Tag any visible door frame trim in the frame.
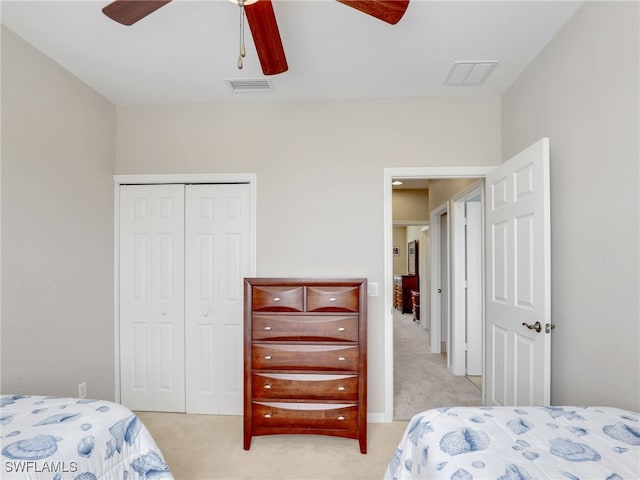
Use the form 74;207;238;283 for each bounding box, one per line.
112;173;257;403
383;166;493;422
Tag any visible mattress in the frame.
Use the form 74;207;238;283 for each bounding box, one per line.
384;405;640;480
1;395;174;480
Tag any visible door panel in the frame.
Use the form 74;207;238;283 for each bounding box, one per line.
185;184;251;414
515;334;534;405
120;184;185;412
133;322;148;389
491;324;508;406
485;138;551;406
515;214;535;308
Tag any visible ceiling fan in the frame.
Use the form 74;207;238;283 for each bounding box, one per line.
102;0;409;76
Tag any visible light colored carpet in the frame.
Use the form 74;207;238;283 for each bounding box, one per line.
393;311;482;420
136;412;408;480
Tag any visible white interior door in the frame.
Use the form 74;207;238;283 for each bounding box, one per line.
119;184;185;412
451;185;483;376
429;203;448;354
485;138;551;406
185;184;251;414
465;199;483;376
440;212;449;358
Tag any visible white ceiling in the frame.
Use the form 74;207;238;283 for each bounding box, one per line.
1;0;583;105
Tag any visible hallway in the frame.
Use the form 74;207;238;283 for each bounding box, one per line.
393;310;482;420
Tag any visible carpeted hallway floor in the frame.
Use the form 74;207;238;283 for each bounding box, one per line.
393;310;482;420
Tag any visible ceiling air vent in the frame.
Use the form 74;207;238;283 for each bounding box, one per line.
225;78;273;93
445;61;498;86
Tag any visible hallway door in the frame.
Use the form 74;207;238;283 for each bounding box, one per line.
440;212;449;357
465;198;482;375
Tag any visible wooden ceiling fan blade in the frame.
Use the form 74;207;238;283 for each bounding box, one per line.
102;0;172;26
337;0;409;25
245;0;288;76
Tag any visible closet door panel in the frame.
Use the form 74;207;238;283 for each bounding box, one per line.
120;185;185;412
218;187;252;414
185;184;251;414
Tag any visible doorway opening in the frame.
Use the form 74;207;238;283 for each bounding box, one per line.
384;167;493;422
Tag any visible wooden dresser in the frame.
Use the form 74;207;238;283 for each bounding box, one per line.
243;278;367;453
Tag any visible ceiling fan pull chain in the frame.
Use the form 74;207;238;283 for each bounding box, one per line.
237;1;246;69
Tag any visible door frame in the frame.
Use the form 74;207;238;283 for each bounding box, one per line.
112;173;257;403
383;166;493;422
418;225;430;331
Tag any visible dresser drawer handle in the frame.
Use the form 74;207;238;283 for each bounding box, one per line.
264;414;272;419
337;416;345;421
338;386;345;391
273;297;281;302
329;297;336;302
338;357;346;361
264;355;272;360
264;384;272;389
264;326;272;331
338;327;345;332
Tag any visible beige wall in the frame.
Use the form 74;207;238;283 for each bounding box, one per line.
428;178;479;211
392;189;429;223
1;27;116;400
115;99;501;415
501;1;639;411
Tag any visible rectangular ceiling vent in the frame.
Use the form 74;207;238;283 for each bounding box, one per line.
445;61;498;86
225;78;273;93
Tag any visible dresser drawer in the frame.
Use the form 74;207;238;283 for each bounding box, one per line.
252;315;358;342
252;286;304;312
252;344;359;371
252;373;358;401
307;286;360;312
252;402;358;431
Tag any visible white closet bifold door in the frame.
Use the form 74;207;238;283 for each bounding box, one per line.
185;184;251;415
119;184;186;412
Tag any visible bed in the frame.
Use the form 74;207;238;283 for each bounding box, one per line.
1;395;174;480
384;406;640;480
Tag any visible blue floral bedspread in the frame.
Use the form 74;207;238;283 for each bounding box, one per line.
384;406;640;480
1;395;174;480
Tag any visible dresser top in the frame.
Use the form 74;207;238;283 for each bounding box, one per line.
245;278;367;286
